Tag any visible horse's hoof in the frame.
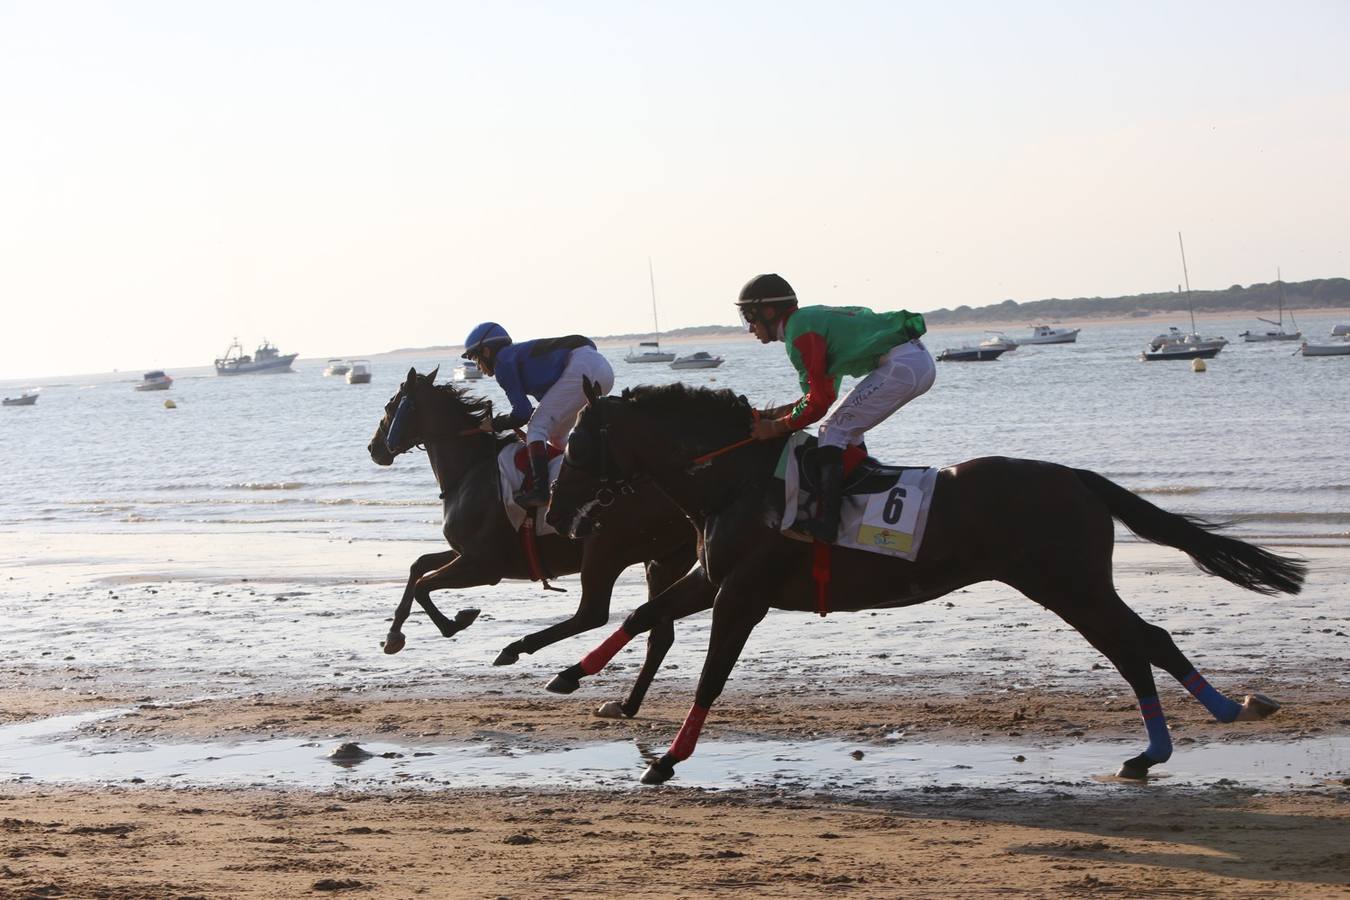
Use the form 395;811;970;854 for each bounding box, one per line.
1115;752;1155;780
494;645;521;666
381;632;406;655
641;757;677;785
454;608;481;628
546;673;580;695
1236;693;1281;722
594;701;628;719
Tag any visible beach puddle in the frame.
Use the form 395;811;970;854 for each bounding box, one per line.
1;711;1346;794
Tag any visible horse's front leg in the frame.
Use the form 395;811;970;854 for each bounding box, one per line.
642;583;769;785
493;553;624;666
546;566;715;715
383;549;461;653
386;554;498;651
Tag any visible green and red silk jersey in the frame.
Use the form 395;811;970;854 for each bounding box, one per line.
781;305;927;429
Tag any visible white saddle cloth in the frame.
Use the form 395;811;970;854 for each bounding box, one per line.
777;431;939;561
495;444;562;536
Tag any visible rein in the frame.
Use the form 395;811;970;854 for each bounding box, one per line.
686;410;760;469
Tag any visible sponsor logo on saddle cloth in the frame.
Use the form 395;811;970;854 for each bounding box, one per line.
494;443;563;536
775;432;940;561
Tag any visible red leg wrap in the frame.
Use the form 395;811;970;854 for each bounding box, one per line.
668;703;710;762
812;540;831;617
578;627;632;676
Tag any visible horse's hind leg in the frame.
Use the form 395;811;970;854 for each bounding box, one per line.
383;549;477;654
1136;619;1281;723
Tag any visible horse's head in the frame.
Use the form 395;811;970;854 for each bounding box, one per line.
548;377;753;538
368;366;492;464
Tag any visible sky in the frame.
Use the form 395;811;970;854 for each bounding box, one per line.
2;1;1348;378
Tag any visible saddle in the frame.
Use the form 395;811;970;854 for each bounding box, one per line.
795;439;924;497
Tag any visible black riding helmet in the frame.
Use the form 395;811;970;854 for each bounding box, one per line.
736;273;797;325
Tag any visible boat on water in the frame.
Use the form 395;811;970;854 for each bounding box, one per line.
1148;327;1228;353
626;259;676;363
1144;234;1227;357
135;370;173;391
1019;324;1080;344
1140;344;1222;361
214;338;297;376
1239;271;1301;342
670;351;724;370
1299;337;1350;357
323;359;351;377
345;361;372;384
2;392;38;406
980;333;1018;352
452;360;484;381
937;345;1008;362
1331;324;1349;337
626;341;676;363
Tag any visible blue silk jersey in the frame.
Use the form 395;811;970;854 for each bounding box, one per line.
493;335;596;426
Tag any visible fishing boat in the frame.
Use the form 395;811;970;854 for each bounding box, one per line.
452;360;484;381
1239;271;1301;342
937;345;1008;362
135;370;173;391
214;338;297;375
345;361;372;384
670;351;724;370
1019;324;1080;344
1143;234;1227;358
2;392;38;406
323;359;351;377
626;259;676;363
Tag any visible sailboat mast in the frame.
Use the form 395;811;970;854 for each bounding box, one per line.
1177;232;1196;333
647;257;661;340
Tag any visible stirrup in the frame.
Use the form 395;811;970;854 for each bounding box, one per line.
514;486;550;509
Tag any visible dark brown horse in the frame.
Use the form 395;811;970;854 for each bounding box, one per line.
546;380;1306;784
367;368;709;716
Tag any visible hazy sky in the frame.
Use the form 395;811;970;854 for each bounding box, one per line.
2;1;1347;378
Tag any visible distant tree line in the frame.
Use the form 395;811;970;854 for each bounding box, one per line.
921;277;1350;325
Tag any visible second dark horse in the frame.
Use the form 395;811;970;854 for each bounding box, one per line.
367;367;707;716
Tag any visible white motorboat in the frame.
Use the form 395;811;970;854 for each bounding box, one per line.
1019;325;1080;344
135;370;173;391
1299;337;1350;357
453;361;484;381
2;392;38;407
345;361;372;384
323;359;351;377
670;351;724;370
980;333;1018;352
625;341;676;363
214;338;297;375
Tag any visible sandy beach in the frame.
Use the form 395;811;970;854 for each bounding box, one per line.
2;528;1348;898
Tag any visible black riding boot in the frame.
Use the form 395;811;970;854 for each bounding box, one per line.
514;441;552;509
805;445;843;543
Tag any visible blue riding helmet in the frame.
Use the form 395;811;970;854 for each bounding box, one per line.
462;322;512;359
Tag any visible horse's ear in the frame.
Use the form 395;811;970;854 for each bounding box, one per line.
427;366;439;384
582;376;602;406
405;366;418;385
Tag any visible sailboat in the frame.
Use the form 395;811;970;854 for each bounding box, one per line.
1142;233;1228;360
625;259;676;363
1239;270;1302;342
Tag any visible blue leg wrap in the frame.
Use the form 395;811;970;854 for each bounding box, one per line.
1139;696;1173;763
1183;670;1242;723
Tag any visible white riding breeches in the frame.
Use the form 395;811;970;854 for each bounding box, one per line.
527;346;615;447
817;339;936;449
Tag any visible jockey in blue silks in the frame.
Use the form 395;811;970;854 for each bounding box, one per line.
461;322;615;509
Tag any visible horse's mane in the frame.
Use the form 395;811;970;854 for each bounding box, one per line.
619;383;753;432
426;380;493;418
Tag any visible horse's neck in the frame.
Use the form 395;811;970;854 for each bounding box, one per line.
426;438;499;498
649;427;773;523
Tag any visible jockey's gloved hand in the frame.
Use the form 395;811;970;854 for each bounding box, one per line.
491;413;519;433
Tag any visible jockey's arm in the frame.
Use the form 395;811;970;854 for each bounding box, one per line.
784;331;837;430
492;361;535;431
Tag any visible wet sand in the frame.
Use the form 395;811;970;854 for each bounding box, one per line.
1;531;1348;896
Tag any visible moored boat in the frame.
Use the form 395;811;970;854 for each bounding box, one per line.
1148;327;1228;353
452;360;484;381
1299;337;1350;357
937;345;1008;362
323;359;351;377
670;351;724;370
980;333;1018;352
346;361;372;383
2;392;38;406
214;338;297;375
1140;344;1222;361
1020;325;1080;344
625;341;676;363
135;370;173;391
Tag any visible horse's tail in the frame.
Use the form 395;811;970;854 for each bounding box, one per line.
1074;468;1305;596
